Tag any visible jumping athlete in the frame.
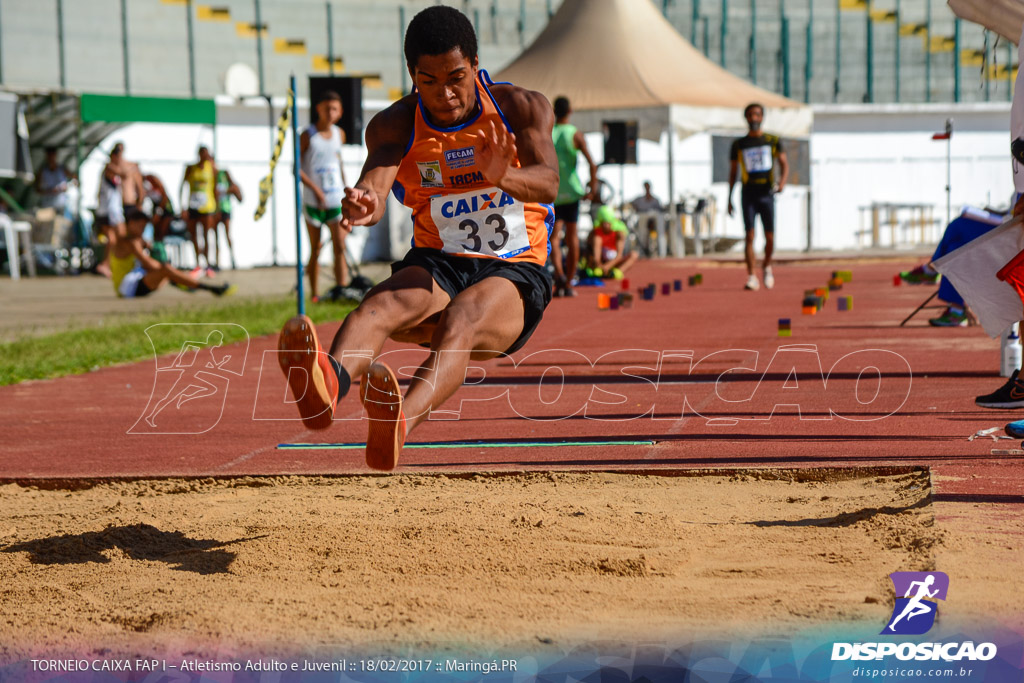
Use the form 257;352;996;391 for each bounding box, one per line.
181;146;218;274
300;91;349;301
727;103;788;291
277;5;557;471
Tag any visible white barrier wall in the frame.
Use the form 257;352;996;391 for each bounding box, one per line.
78;100;1014;267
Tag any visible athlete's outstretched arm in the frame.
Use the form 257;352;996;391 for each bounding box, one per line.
341;100;414;228
483;87;559;204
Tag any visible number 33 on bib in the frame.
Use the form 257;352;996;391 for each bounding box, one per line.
432;187;530;259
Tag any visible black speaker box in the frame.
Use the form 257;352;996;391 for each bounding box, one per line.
603;120;637;165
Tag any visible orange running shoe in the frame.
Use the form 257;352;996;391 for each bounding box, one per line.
277;315;338;430
360;362;407;471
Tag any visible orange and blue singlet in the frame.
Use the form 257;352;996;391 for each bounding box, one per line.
391;70;554;265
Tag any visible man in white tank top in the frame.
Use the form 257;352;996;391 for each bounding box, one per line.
300;91;349;301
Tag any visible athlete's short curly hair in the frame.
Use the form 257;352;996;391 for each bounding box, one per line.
404;6;478;69
553;96;571;118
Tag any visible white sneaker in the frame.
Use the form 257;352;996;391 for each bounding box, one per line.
763;267;775;289
744;274;760;291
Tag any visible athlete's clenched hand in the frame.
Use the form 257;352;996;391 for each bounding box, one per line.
342;186;379;227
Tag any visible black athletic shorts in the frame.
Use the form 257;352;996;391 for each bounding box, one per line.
554;201;580;224
741;189;775;234
391;247;553;355
188;208;215;220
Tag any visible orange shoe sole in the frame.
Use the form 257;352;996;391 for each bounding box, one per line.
277;315;338;431
361;362;406;471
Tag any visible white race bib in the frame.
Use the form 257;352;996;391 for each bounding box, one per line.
742;145;774;174
431;188;530;258
189;191;208;210
316;166;343;193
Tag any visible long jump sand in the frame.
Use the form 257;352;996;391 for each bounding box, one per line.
0;468;947;659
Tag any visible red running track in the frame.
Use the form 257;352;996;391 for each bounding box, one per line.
2;258;1022;504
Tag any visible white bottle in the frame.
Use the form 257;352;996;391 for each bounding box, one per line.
1001;323;1022;377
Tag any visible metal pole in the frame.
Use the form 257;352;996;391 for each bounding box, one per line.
781;14;790;97
255;0;265;96
399;6;407;94
691;0;699;44
945;119;952;228
833;0;841;102
953;18;961;102
491;1;498;45
326;2;334;76
290;76;305;315
75;95;82;234
719;0;727;68
267;95;278;266
186;0;196;97
748;0;756;84
865;0;873;103
894;0;900;102
804;0;813;103
0;0;4;83
1009;41;1014;102
925;2;932;102
519;0;526;48
57;0;65;89
805;187;812;252
703;16;710;57
120;0;130;94
984;29;991;102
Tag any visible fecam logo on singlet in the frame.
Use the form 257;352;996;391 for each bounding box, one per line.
417;161;444;188
444;146;475;169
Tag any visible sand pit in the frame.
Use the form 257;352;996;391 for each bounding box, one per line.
0;469;937;659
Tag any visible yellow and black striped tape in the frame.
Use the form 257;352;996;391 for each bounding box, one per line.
253;89;293;222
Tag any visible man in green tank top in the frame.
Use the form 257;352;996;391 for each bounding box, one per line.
551;96;598;297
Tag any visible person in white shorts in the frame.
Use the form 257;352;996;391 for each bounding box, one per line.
300;91;349;301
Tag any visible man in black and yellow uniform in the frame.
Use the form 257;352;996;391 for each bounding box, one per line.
727;103;788;291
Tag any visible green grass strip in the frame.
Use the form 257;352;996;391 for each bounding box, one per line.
278;440;655;450
0;296;354;386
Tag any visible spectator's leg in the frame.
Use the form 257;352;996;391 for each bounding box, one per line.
306;219;322;299
329;219;350;288
550;218;565;283
761;196;775;270
564;220;579;283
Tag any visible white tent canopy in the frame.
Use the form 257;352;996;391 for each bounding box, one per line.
494;0;813;141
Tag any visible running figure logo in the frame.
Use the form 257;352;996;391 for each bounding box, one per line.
130;324;249;435
883;571;949;635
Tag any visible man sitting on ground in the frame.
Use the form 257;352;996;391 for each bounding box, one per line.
109;208;236;299
582;204;638;279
